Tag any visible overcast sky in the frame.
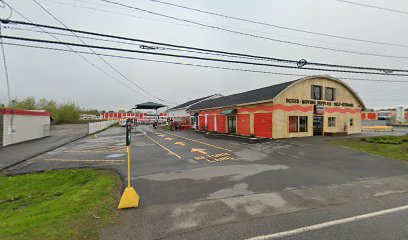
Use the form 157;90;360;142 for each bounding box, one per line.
1;0;407;112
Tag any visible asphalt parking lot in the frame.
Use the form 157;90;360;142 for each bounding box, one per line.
6;125;408;240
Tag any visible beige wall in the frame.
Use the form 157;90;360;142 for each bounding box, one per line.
2;114;50;146
272;77;363;139
273;110;313;139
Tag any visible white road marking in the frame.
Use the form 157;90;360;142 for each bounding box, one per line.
246;204;408;240
105;153;125;158
45;159;125;163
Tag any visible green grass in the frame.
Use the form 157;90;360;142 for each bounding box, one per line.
330;135;408;161
0;169;121;240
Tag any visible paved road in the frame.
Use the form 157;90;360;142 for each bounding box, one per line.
0;124;88;171
362;120;387;126
7;125;408;239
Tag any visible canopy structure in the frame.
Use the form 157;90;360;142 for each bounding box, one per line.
135;102;166;110
221;109;237;115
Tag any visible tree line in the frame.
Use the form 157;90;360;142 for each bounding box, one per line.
1;97;100;123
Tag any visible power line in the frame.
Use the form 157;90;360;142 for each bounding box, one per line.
0;22;11;106
149;0;408;49
40;0;389;53
4;41;408;83
32;0;172;103
334;0;408;16
0;35;408;77
3;34;408;77
0;0;12;106
2;19;408;73
100;0;408;60
3;26;296;63
5;3;153;101
39;0;212;32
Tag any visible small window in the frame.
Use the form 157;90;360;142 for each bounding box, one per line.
312;85;323;100
328;117;336;127
299;116;308;132
325;87;335;101
289;116;298;133
350;118;354;127
289;116;308;133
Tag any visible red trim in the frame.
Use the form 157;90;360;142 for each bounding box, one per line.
196;104;360;114
273;104;313;112
0;108;51;116
325;107;361;114
239;105;274;113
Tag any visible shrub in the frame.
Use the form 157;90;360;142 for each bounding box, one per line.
250;134;256;138
362;135;408;145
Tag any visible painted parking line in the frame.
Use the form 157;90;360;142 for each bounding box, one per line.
64;149;126;153
156;129;232;152
64;145;127;153
144;134;182;159
245;204;408;240
45;159;125;163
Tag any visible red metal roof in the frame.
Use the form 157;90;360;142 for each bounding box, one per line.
0;108;51;116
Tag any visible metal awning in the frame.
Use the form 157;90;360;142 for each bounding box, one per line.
135;102;166;110
221;109;237;115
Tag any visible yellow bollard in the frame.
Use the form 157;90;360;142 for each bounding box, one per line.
118;145;140;209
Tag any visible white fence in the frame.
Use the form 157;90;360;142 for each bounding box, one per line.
88;120;118;134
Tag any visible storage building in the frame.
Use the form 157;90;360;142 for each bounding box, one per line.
0;108;51;147
190;75;365;139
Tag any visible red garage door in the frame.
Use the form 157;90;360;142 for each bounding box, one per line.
199;116;206;130
207;115;215;131
237;114;250;136
237;114;251;136
216;115;226;133
367;113;376;120
254;113;272;138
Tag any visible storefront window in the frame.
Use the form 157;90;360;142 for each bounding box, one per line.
299;116;308;132
328;117;336;127
312;85;322;100
326;87;335;101
289;116;298;133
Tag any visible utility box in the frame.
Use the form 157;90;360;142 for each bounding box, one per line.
0;109;51;147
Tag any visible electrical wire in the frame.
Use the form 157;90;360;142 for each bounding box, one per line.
31;0;173;104
6;4;152;101
2;19;408;73
333;0;408;16
0;1;11;106
39;0;212;33
39;0;393;54
3;34;408;77
100;0;408;60
149;0;408;49
3;26;296;62
0;24;11;106
3;41;408;83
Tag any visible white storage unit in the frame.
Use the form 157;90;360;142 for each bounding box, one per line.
396;106;405;123
88;120;118;134
0;109;51;147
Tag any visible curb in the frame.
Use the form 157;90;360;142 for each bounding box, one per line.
0;123;120;172
0;133;89;172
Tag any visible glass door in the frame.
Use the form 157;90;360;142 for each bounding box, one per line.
228;116;236;134
313;116;323;135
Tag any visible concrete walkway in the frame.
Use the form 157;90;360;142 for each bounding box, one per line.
0;124;88;171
